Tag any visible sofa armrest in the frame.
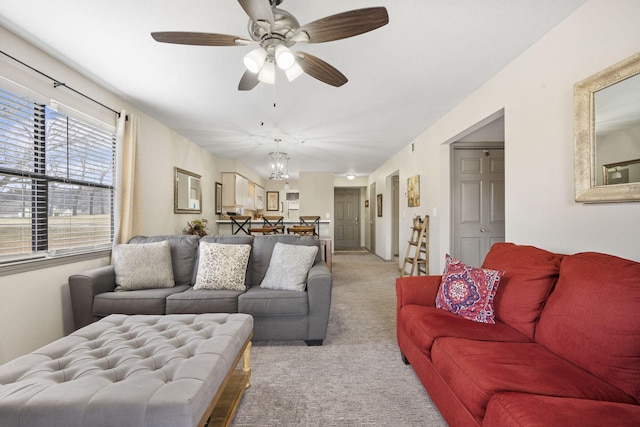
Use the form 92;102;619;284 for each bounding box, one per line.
69;265;116;330
396;275;442;309
306;261;333;340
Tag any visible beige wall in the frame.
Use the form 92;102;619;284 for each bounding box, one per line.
299;172;334;218
3;0;640;364
370;0;640;269
133;113;222;236
0;26;224;363
0;258;109;364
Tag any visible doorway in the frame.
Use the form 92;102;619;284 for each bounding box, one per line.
369;182;376;253
392;175;399;257
334;188;361;250
451;144;505;267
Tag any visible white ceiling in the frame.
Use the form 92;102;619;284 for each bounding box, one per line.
0;0;587;180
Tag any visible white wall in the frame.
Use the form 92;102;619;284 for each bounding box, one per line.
371;0;640;270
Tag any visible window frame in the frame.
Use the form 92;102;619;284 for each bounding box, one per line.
0;83;117;269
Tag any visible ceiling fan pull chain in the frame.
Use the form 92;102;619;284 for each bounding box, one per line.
260;83;265;126
272;80;277;109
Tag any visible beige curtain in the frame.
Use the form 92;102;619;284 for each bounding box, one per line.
114;111;138;245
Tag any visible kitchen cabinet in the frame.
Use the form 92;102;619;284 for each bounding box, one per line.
255;185;265;210
246;181;255;210
222;172;264;211
222;172;248;207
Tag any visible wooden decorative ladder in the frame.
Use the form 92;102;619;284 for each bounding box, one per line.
401;215;429;276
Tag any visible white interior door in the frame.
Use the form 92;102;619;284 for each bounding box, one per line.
452;147;505;267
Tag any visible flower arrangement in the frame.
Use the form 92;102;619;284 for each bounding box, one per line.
184;218;209;237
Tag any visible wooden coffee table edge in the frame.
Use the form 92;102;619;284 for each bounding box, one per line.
198;335;252;427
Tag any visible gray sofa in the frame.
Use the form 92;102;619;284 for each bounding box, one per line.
69;234;332;345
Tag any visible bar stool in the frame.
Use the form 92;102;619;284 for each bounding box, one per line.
262;216;285;234
230;215;252;235
248;226;277;235
299;216;320;236
287;225;315;236
249;215;284;235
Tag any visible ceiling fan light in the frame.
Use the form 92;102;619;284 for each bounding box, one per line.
258;60;275;84
275;45;296;70
285;62;304;82
243;47;266;73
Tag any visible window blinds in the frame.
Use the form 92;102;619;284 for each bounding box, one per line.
0;86;115;261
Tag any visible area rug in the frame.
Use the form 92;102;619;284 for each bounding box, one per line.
231;253;446;426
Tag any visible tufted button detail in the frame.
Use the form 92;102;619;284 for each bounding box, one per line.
0;313;253;427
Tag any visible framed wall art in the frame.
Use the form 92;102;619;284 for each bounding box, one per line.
266;191;279;211
407;174;420;207
215;182;222;214
174;167;201;214
377;194;383;217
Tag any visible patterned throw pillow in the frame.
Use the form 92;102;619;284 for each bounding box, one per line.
260;242;318;291
435;254;504;323
114;240;175;290
194;241;251;290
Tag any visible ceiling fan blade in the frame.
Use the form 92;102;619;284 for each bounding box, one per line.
238;70;260;91
296;52;348;87
151;32;250;46
293;7;389;44
237;0;274;25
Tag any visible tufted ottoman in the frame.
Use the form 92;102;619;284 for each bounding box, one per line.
0;313;253;427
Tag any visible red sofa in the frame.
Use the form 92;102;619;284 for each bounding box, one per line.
396;242;640;426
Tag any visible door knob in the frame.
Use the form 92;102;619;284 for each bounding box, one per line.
480;228;486;232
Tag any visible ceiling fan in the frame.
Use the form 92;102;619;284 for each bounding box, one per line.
151;0;389;90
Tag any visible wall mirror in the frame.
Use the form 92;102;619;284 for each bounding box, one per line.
574;51;640;202
174;167;202;213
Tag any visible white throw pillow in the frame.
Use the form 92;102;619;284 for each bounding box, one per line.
194;241;251;290
113;240;175;290
260;242;318;292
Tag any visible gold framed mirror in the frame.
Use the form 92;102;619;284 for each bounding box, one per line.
574;51;640;203
174;167;202;213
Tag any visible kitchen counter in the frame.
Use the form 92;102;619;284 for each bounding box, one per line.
215;219;330;224
216;219;331;237
215;219;333;265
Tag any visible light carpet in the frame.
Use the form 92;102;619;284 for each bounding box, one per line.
231;253;446;426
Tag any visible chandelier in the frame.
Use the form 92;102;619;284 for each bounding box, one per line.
268;138;289;181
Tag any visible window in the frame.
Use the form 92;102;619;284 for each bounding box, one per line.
0;86;115;262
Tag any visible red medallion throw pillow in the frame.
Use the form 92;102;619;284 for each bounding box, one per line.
435;254;504;323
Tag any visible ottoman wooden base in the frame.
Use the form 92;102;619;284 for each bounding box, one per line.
201;340;251;427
